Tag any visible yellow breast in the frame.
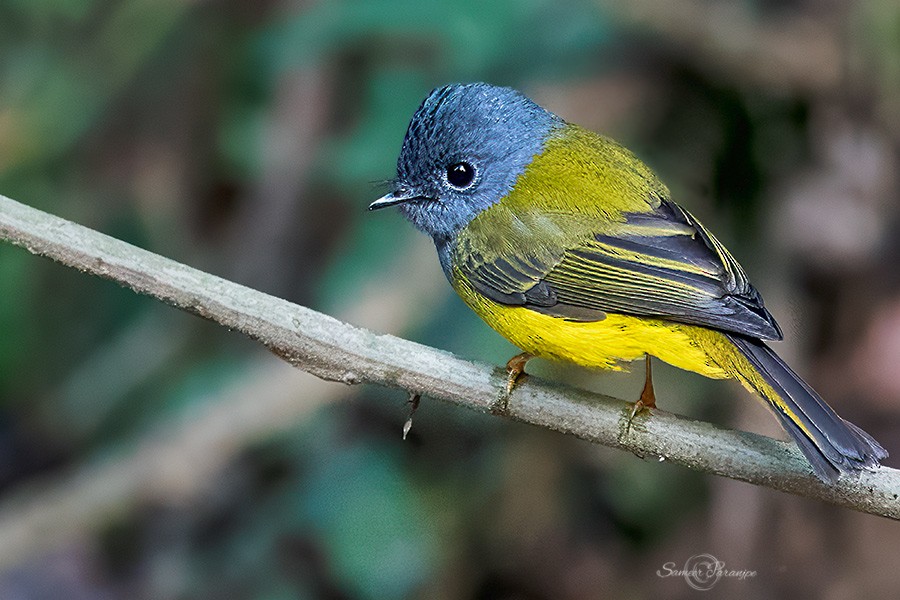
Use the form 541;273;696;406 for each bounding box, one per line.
451;269;732;380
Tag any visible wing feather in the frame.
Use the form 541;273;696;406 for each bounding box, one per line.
457;198;783;340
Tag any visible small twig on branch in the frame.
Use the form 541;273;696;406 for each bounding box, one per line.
1;193;898;520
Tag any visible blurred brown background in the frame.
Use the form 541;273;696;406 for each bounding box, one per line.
1;0;899;598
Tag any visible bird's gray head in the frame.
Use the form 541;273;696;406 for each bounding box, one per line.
369;83;562;242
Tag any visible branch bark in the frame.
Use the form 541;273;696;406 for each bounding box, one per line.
1;193;898;520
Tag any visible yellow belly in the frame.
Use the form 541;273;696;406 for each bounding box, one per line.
453;274;733;380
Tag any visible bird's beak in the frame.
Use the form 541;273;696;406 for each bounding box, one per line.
368;190;429;211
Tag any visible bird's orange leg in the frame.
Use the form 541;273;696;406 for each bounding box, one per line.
629;354;657;423
505;352;533;396
492;352;534;415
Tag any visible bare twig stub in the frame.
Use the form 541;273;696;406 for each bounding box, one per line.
1;192;898;520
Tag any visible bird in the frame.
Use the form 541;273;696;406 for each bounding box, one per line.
368;82;887;481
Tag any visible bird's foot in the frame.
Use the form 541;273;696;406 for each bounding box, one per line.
626;354;657;433
493;352;533;415
505;352;533;395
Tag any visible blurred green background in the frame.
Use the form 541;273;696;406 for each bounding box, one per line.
1;0;900;598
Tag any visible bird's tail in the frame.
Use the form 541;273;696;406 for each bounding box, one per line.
726;334;887;480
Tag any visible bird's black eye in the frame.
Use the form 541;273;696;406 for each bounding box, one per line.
446;162;476;190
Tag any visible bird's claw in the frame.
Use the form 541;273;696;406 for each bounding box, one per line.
494;352;533;415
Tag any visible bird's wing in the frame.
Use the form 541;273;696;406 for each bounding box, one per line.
455;197;783;340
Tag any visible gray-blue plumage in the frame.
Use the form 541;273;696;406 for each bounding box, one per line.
388;83;562;273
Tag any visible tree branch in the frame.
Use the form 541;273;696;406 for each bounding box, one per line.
1;193;898;520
